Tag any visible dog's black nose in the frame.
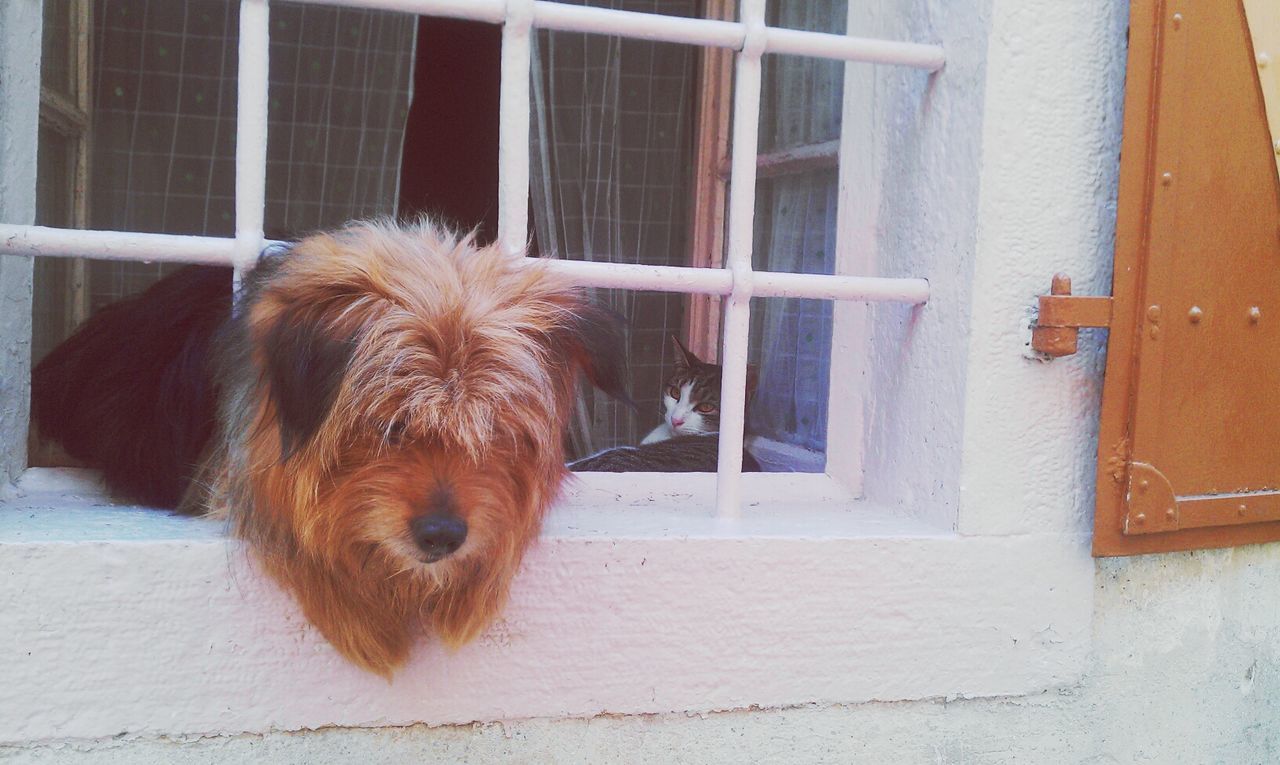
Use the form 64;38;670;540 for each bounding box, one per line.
410;513;468;561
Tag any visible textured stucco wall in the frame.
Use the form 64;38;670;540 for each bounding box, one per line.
5;546;1276;764
0;0;39;486
957;0;1128;539
857;0;993;529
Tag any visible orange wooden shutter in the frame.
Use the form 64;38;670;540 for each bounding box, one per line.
1093;0;1280;556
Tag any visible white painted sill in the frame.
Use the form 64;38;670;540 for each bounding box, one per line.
0;467;1092;745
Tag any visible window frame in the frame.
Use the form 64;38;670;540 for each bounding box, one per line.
35;0;91;338
1;0;939;517
683;0;733;362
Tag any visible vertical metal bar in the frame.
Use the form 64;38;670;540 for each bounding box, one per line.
498;0;535;257
715;0;766;520
235;0;270;284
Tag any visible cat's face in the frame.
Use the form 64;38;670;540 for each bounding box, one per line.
661;337;721;437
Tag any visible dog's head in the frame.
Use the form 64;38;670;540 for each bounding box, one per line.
214;220;625;671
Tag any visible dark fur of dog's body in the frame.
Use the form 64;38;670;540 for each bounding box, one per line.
33;266;231;507
33;220;626;675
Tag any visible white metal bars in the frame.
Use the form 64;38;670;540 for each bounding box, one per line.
713;0;765;518
0;0;943;519
234;0;270;282
498;0;534;255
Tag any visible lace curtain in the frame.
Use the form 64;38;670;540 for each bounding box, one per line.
529;0;845;462
747;0;847;456
32;0;415;362
529;0;698;456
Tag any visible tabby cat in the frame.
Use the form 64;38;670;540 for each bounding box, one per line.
641;335;754;445
569;434;762;472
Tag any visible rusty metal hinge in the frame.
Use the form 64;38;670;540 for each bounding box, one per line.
1031;273;1114;357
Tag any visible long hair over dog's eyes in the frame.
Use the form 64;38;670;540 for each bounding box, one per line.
385;420;408;445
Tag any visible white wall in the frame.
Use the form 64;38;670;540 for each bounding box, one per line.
5;548;1276;764
3;0;1278;761
0;0;39;486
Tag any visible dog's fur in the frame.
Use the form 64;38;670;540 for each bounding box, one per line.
33;220;626;676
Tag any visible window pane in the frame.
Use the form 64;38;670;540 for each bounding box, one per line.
35;127;72;228
41;0;74;99
762;0;847;33
567;289;688;458
84;0;414;315
30;2;416;369
757;0;846;153
748;295;831;471
33;129;75;366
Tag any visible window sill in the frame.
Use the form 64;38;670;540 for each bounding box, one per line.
1;468;1093;744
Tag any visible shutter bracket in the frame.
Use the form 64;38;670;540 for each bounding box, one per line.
1031;273;1113;357
1124;462;1180;534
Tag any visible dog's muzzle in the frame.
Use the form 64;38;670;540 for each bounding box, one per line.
410;512;468;562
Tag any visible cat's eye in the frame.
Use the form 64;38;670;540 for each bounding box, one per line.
694;403;716;414
667;385;681;399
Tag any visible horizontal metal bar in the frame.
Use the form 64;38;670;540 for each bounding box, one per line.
533;2;742;47
541;258;732;294
766;26;944;70
0;225;930;304
754;270;929;302
0;226;238;265
281;0;945;70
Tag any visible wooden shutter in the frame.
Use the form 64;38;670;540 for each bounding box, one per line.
1093;0;1280;555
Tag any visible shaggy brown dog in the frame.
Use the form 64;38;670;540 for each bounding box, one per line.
33;220;626;676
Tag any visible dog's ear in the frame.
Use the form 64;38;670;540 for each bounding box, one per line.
261;305;356;461
560;303;636;411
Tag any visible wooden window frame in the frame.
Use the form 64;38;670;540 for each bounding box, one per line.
37;0;92;332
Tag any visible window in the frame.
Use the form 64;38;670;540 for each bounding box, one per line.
1;0;1112;741
530;1;848;472
7;0;940;518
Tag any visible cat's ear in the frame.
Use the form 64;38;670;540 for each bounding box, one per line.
670;333;702;369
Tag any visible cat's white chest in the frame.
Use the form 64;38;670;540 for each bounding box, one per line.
640;423;674;444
